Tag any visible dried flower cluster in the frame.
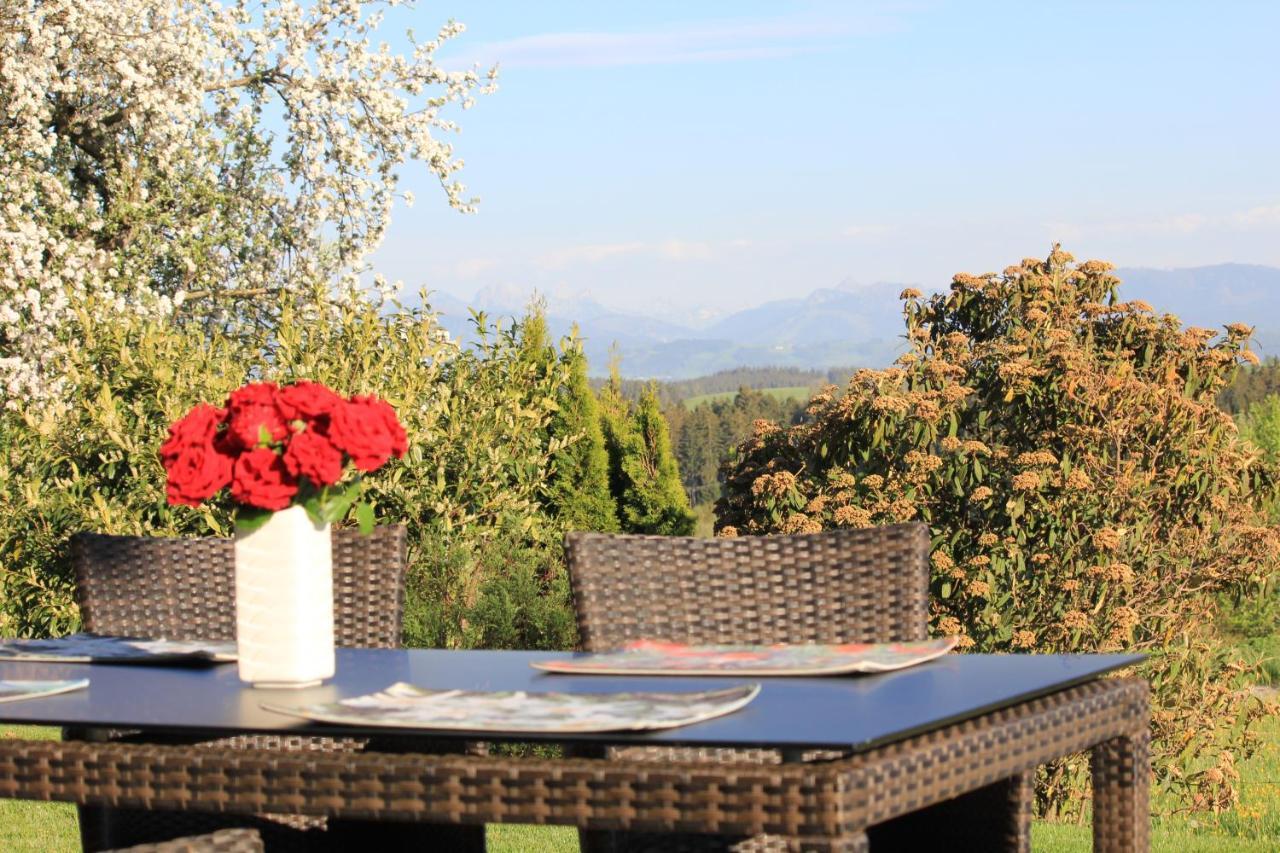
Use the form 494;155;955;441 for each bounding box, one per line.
717;246;1280;813
1;1;495;407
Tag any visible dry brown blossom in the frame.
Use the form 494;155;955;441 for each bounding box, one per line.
752;419;780;438
889;499;917;521
832;505;872;528
871;396;909;415
1011;471;1041;491
751;471;797;499
1092;528;1124;551
966;580;991;597
1066;468;1093;490
1111;606;1140;629
937;616;962;636
780;513;822;534
1012;630;1037;649
1061;610;1089;631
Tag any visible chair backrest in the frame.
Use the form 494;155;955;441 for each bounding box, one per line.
565;523;930;651
72;525;407;648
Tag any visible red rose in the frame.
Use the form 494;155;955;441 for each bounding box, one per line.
225;382;288;450
327;395;408;472
276;381;343;423
283;429;345;487
163;443;235;507
159;403;227;463
226;382;277;409
230;448;298;510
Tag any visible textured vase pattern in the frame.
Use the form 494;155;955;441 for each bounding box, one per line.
234;505;335;687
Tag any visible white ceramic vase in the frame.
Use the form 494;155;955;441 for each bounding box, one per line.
233;505;335;688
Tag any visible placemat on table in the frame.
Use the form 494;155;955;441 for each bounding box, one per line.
0;633;236;664
263;682;760;733
531;636;958;677
0;678;89;703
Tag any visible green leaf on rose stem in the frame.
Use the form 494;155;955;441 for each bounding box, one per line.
301;494;325;526
321;480;361;526
258;425;273;447
235;507;273;534
355;501;375;535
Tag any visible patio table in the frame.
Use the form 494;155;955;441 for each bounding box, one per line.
0;648;1148;851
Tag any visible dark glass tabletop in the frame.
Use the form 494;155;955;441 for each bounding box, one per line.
0;648;1141;751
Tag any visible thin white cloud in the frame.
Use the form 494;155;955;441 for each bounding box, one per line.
657;240;714;261
843;224;891;239
446;8;913;69
452;258;499;278
537;242;648;269
535;237;746;270
1046;212;1216;240
1049;204;1280;239
1234;205;1280;228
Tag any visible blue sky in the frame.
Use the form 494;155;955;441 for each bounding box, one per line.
369;1;1280;321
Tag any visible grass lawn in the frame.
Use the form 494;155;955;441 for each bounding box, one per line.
4;712;1277;851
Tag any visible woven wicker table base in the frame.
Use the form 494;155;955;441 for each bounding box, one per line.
0;678;1149;852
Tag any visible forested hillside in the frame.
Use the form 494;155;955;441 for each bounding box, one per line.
1220;357;1280;414
664;388;810;506
595;366;852;406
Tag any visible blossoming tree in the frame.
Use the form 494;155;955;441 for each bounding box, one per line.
717;246;1280;813
0;0;495;406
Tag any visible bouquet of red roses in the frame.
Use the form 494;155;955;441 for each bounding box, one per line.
160;380;407;531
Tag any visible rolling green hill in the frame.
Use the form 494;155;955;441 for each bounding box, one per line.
682;385;814;409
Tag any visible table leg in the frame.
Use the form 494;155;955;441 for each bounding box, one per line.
1090;730;1150;853
866;772;1032;852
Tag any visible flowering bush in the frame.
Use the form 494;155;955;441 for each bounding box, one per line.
1;0;495;408
717;246;1280;814
161;380;405;529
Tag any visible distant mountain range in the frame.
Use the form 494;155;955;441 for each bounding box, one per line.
421;264;1280;379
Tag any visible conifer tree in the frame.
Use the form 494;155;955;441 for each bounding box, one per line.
596;360;635;516
596;359;696;535
622;384;697;535
547;340;620;532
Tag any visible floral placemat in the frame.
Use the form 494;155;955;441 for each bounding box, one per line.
531;636;959;677
0;678;90;703
0;634;237;664
263;682;760;733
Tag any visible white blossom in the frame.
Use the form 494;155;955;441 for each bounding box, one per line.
0;0;496;406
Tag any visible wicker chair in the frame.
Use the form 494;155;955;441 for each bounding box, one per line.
565;523;1033;853
69;526;484;853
